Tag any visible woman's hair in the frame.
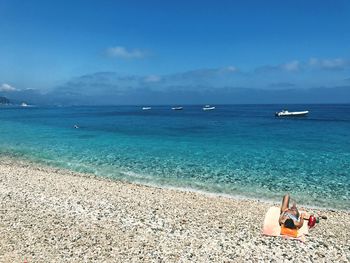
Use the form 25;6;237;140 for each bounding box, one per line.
284;219;296;229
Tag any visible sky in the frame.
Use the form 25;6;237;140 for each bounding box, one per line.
0;0;350;104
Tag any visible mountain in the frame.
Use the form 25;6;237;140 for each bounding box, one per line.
3;86;350;106
1;71;350;105
37;72;349;105
0;96;10;104
0;89;45;105
46;85;350;105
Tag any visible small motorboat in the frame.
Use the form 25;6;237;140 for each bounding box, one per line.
172;107;183;110
142;107;152;110
203;105;215;111
275;110;309;117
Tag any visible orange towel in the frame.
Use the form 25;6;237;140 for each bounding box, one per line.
262;207;308;241
280;225;298;238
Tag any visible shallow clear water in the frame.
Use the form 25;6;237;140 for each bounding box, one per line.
0;104;349;209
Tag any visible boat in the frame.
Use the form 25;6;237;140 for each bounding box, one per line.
275;110;309;117
20;102;28;107
172;107;183;110
203;105;215;111
142;107;152;110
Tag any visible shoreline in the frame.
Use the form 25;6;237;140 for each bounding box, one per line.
1;156;349;262
125;182;349;213
1;153;347;213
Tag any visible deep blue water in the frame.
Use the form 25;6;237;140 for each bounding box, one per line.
0;104;349;209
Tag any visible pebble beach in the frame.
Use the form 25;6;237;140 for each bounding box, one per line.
0;157;349;262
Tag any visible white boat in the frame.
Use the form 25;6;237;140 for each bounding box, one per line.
172;107;183;110
275;110;309;117
142;107;152;110
20;102;28;107
203;105;215;111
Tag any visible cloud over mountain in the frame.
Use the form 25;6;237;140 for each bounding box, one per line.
41;58;350;105
0;83;17;92
309;58;350;70
106;46;148;59
3;57;349;105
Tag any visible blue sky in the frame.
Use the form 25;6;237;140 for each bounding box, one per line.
0;0;350;103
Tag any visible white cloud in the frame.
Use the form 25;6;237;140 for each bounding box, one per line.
309;58;348;70
255;60;300;73
224;66;238;72
0;83;17;92
106;46;147;59
282;60;300;72
144;75;161;82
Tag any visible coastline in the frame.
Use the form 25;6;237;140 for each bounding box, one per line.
2;153;347;213
0;156;349;262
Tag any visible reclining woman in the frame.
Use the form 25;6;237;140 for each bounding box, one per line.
279;194;305;229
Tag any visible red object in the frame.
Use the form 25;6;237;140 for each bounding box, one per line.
308;215;317;228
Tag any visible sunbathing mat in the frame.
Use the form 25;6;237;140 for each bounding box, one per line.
262;206;308;242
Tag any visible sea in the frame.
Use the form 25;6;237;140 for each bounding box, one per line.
0;104;349;210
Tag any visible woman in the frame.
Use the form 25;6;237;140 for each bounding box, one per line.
279;194;305;229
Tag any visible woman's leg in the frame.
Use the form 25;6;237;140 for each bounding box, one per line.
280;194;290;213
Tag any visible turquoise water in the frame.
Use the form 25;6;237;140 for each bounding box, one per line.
0;104;349;209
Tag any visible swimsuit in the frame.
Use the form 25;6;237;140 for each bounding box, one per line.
283;212;300;222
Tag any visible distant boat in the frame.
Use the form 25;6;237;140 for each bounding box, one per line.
142;107;152;110
20;102;28;107
275;110;309;117
203;105;215;111
73;124;79;129
172;107;183;110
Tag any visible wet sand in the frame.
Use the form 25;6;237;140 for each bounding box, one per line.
0;157;349;262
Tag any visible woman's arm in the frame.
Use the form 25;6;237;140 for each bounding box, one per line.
295;213;305;228
278;216;283;225
279;208;289;225
279;213;285;225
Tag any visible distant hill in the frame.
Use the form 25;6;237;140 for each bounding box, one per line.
1;85;350;106
46;85;350;105
0;96;10;104
43;72;350;105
